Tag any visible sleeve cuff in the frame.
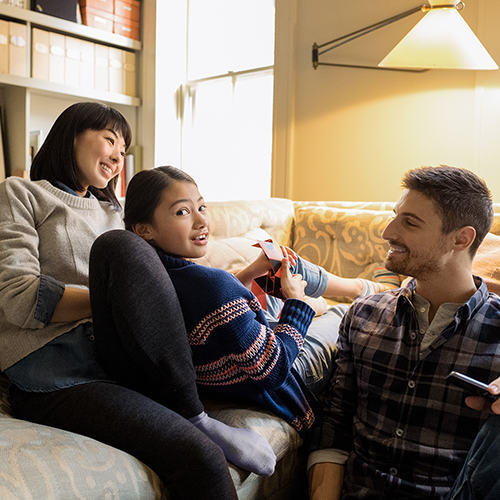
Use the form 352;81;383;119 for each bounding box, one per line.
305;266;329;298
279;298;315;333
307;449;349;471
34;274;65;325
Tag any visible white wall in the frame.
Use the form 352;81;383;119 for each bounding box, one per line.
274;0;500;202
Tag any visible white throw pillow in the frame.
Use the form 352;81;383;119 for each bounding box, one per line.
192;227;274;271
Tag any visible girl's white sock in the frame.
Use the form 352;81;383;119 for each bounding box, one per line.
189;411;276;476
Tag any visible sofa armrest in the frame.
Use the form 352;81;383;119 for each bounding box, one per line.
0;414;165;499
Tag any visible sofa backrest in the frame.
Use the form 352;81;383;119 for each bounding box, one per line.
192;198;294;271
193;198;500;285
292;201;500;282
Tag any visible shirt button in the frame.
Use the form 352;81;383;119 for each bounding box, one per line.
389;467;398;475
89;335;95;341
396;428;404;437
408;380;416;389
410;332;417;340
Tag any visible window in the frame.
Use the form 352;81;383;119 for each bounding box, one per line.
181;0;275;201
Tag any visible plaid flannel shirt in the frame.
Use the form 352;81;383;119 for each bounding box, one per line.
310;277;500;499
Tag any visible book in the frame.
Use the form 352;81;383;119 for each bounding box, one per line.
251;239;287;310
126;144;142;175
0;0;29;9
0;107;5;182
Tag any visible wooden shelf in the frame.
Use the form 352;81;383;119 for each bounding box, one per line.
0;73;141;107
0;2;144;175
0;3;141;50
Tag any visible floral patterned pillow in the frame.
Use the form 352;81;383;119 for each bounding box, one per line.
292;207;394;281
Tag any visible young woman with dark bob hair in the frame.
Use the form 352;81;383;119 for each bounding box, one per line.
0;102;275;500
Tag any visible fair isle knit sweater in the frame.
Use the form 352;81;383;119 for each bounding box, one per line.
158;251;319;435
0;177;123;370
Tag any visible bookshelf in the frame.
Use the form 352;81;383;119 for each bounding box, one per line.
0;2;151;177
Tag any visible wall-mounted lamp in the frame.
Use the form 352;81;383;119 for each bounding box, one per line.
312;1;498;72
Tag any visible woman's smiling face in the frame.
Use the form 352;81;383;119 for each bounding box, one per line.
74;127;126;196
135;180;210;259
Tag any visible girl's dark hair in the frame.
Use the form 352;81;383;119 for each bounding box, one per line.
124;166;197;231
30;102;132;209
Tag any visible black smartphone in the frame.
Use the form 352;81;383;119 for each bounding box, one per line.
446;371;499;402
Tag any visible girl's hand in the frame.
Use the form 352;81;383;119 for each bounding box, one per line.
280;257;307;300
280;246;297;267
249;251;274;279
249;245;297;279
234;252;273;287
234;244;297;287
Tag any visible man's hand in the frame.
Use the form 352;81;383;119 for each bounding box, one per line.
465;375;500;413
308;462;345;500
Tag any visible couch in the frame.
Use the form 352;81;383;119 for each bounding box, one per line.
1;198;500;500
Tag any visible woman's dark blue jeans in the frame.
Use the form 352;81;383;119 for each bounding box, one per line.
10;230;237;500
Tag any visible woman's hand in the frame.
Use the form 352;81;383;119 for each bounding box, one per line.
51;287;92;323
280;256;307;300
465;375;500;414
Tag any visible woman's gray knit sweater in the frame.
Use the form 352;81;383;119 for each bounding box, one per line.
0;177;123;370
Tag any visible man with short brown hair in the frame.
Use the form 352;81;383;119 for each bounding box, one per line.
308;165;500;500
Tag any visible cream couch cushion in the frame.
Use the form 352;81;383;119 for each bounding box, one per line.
192;227;271;272
206;199;294;246
193;198;295;272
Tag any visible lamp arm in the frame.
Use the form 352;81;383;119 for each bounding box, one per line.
313;4;427;71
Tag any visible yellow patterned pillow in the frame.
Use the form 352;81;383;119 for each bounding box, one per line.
293;207;394;280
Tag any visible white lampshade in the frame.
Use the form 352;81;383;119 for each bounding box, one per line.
378;1;498;70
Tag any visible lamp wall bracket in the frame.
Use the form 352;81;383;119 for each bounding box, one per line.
312;4;433;72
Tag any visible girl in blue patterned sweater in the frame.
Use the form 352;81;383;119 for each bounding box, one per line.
123;166;321;435
112;166;399;438
117;166;399;437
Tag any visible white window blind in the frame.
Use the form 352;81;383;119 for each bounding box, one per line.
181;0;275;201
